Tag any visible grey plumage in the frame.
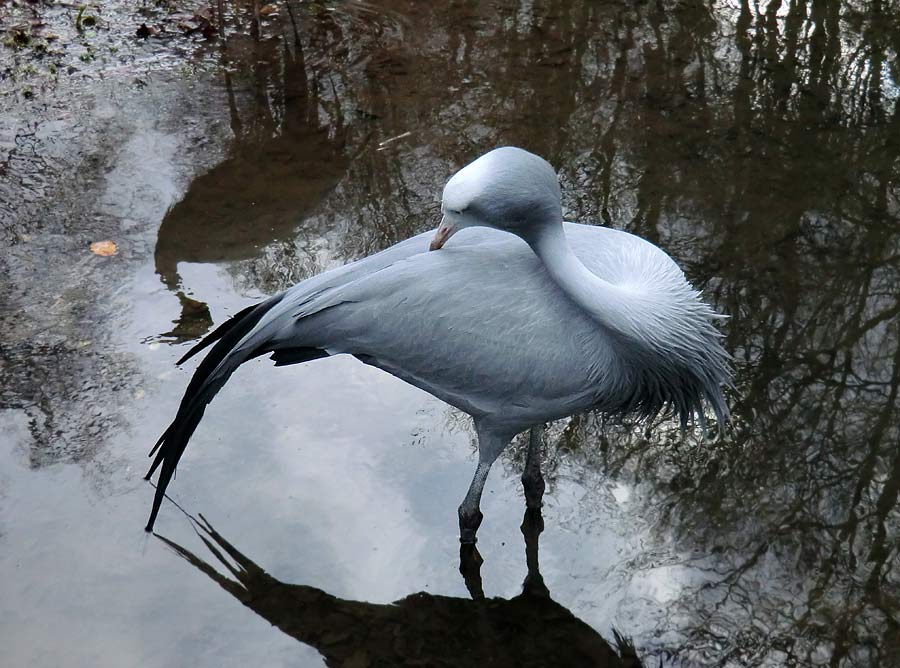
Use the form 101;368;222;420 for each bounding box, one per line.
145;147;730;539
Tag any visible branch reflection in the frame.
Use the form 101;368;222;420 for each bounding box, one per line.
147;1;900;665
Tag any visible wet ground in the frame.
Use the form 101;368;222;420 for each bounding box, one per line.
2;1;899;666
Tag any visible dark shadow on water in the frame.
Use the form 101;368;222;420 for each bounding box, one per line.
157;509;645;668
154;12;354;339
157;292;213;344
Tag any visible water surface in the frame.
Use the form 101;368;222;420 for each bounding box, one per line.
2;1;899;666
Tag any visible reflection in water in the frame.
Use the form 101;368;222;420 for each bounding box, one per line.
154;10;353;337
145;1;900;664
0;0;883;665
158;291;213;344
157;510;643;668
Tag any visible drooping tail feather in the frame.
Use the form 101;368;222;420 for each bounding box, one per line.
144;294;284;532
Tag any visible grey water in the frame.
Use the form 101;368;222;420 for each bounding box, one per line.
1;1;898;666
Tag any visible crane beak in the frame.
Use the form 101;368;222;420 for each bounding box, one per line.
429;217;458;251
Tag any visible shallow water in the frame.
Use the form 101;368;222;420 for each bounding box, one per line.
1;1;899;666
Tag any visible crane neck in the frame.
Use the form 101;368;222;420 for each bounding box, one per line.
523;222;645;342
520;221;731;429
524;220;726;365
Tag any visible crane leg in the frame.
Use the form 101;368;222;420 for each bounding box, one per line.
458;426;511;544
458;461;490;544
522;424;546;510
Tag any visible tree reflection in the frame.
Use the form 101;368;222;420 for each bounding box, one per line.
523;2;899;665
151;1;900;664
154;5;356;337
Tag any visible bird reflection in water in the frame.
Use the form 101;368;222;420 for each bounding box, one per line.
156;509;643;668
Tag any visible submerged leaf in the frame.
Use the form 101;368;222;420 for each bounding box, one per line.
90;240;118;256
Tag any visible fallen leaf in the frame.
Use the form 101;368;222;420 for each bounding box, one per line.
90;240;118;256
